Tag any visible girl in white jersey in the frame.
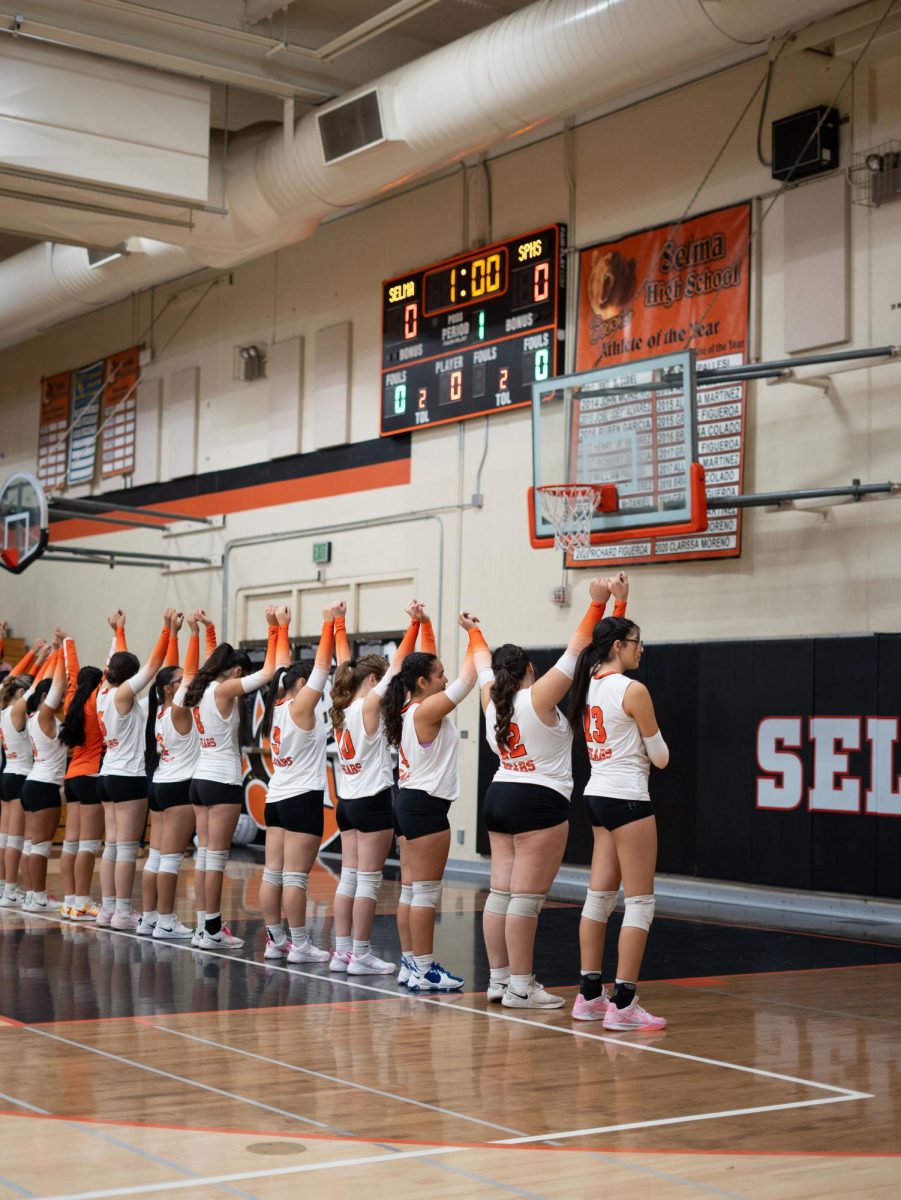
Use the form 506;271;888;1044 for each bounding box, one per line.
259;604;338;963
0;658;40;909
328;602;422;977
474;576;629;1011
383;612;482;993
0;638;44;903
179;606;286;950
566;601;669;1032
97;610;173;930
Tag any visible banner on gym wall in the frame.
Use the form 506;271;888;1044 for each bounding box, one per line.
477;635;901;901
574;201;751;565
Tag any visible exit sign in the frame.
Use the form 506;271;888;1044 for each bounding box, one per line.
312;541;332;564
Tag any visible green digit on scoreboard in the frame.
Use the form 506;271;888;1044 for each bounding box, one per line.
394;383;407;413
534;348;550;382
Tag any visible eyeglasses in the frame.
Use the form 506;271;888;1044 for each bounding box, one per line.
624;637;644;648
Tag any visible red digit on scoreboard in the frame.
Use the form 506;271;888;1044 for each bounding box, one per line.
404;303;418;339
450;370;463;402
533;261;550;303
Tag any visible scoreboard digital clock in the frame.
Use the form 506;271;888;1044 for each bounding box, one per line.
380;224;566;436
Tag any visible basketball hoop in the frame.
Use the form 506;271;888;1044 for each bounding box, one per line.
536;485;604;553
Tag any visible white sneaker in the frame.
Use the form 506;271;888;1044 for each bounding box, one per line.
69;902;100;923
501;978;565;1009
0;893;22;909
111;910;140;930
190;927;203;947
95;908;114;927
153;919;194;940
287;940;330;964
199;927;244;950
136;916;158;937
264;936;292;959
23;896;62;913
407;961;464;993
329;949;351;973
487;979;510;1003
396;955;414;986
347;950;396;976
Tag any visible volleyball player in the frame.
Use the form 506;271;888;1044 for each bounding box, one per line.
180;606;284;950
0;643;48;908
383;611;482;993
566;587;669;1030
259;604;339;962
21;636;69;912
96;610;172;930
474;576;628;1009
329;601;422;975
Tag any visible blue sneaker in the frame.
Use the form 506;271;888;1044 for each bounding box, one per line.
407;961;464;993
397;954;415;986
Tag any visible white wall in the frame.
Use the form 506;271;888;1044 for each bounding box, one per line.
2;46;901;859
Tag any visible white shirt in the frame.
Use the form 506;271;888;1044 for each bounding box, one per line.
1;706;33;776
99;685;146;777
27;712;67;786
583;672;650;801
485;688;573;799
334;697;394;799
194;681;242;786
398;702;459;802
153;706;200;784
266;701;328;801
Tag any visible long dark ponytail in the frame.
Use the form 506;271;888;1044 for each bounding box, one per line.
566;616;638;735
144;665;181;775
60;666;103;747
383;652;437;748
489;644;530;751
105;651;140;687
182;643;251;708
259;663;307;741
25;678;51;716
329;654;388;730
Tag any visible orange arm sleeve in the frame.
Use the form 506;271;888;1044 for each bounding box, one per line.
314;621;334;673
205;623;218;657
63;637;81;711
10;649;36;676
144;626;170;676
164;633;179;668
276;623;291;669
261;624;279;676
566;599;607;658
612;599;627;618
182;633;200;685
115;625;127;653
398;620;420;661
35;648;60;684
420;618;437;656
334;614;351;665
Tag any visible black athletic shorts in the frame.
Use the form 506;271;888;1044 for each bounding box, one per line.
154;779;192;810
97;774;147;804
393;788;451;840
338;787;395;834
148;782;161;813
587;795;655;831
483;781;569;835
264;791;324;836
64;776;100;806
1;772;27;801
190;779;243;808
336;799;352;832
21;779;62;813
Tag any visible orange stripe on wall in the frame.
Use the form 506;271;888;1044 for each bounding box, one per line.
49;459;411;543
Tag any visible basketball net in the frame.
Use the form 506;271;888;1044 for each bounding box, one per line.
536;484;601;553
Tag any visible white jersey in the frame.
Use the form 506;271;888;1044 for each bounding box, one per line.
485;688;573;799
153;706;200;784
99;685;146;777
266;701;327;801
27;712;67;786
583;672;650;801
398;703;459;802
194;681;242;785
334;697;393;799
1;706;33;776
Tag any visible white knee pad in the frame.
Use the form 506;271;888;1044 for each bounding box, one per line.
205;849;229;874
62;840;79;857
145;848;161;873
335;867;357;898
622;894;656;932
31;840;53;859
484;888;511;916
159;852;184;876
116;840;139;864
283;871;308;891
582;889;618;923
195;846;207;872
355;870;382;902
262;867;283;888
411;880;442;909
7;835;23;852
507;892;545;919
78;839;101;855
102;841;117;862
399;884;413;906
23;840;32;856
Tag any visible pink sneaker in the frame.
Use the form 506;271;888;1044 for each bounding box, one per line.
572;993;611;1021
264;936;292;959
111;910;140;930
95;908;114;927
603;999;667;1031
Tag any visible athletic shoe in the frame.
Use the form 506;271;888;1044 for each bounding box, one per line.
603;999;667;1031
69;902;100;923
487;979;510;1003
190;927;203;947
199;927;244;950
407;961;464;993
0;893;23;909
136;915;158;937
59;903;73;919
110;910;140;930
347;950;396;976
502;979;565;1010
95;908;114;927
396;955;414;986
329;949;351;973
264;936;292;959
572;993;612;1022
287;940;330;964
153;919;194;940
23;896;62;913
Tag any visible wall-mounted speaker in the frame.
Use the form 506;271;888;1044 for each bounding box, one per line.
772;106;839;183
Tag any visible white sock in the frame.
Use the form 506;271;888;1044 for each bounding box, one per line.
267;925;287;946
489;966;511;984
64;894;76;908
509;973;532;995
158;913;176;930
102;895;115;912
3;883;16;899
352;939;371;958
143;909;158;925
76;896;91;909
196;910;206;931
414;954;433;974
289;926;309;946
335;935;352;955
115;899;132;915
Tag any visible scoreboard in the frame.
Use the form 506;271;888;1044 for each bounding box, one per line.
380;225;566;436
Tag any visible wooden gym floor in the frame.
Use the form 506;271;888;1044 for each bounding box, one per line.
0;855;899;1199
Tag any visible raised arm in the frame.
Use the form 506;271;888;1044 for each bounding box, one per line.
196;610;217;659
608;571;629;618
115;610;172;711
62;633;81;712
414;613;481;740
38;636;68;734
10;636;44;677
623;680;669;768
420;606;437;656
290;603;335;724
164;611;183;667
334;607;351;666
215;607;280;703
530;577;611;716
